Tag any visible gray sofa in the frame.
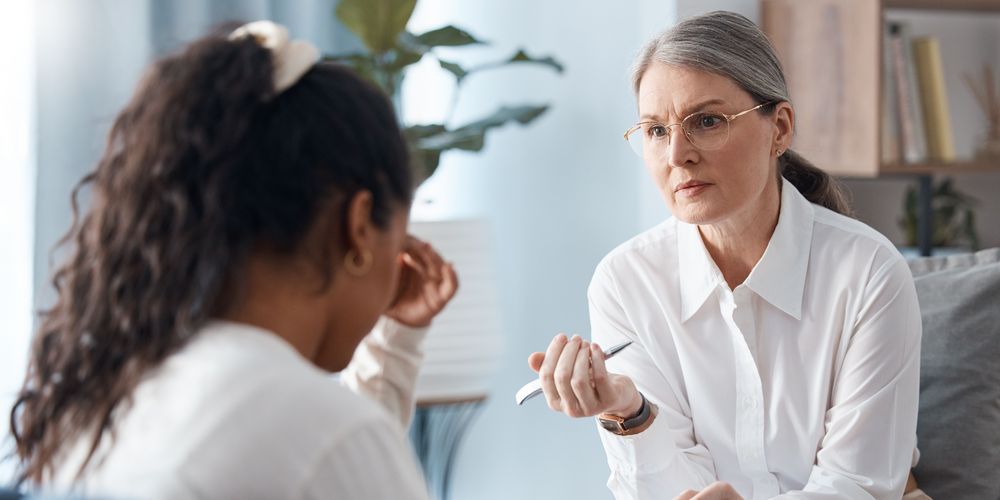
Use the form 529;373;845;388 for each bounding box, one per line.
909;248;1000;499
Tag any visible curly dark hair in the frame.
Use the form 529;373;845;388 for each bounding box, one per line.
9;28;412;484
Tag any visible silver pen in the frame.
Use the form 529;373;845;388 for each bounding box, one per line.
514;340;633;405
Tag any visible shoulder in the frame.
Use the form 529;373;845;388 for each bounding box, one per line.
806;207;917;319
810;204;906;277
176;327;405;494
593;218;679;285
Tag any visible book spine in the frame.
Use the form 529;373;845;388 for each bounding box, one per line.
882;23;901;164
888;23;922;163
912;37;956;162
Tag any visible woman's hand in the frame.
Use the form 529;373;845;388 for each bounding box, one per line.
527;334;643;418
384;236;459;328
674;482;743;500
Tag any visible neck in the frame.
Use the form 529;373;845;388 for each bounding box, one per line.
217;253;327;362
698;181;782;290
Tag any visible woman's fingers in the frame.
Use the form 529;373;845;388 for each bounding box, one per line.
528;352;545;373
554;336;584;416
532;335;631;418
538;334;568;411
571;340;600;414
437;262;459;303
407;239;442;281
399;235;458;310
401;251;427;276
685;482;743;500
422;242;446;281
590;342;614;404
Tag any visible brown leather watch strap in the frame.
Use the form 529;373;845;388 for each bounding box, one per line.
598;392;658;436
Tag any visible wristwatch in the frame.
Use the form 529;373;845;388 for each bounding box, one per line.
598;392;657;436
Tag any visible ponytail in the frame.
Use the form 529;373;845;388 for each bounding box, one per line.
779;149;852;216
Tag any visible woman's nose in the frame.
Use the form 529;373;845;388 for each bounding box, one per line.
661;128;697;168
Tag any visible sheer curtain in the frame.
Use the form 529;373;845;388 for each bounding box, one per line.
0;0;36;484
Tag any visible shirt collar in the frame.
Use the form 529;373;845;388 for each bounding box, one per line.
677;219;726;322
677;178;814;322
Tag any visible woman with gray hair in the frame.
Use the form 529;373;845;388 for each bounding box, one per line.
527;11;927;500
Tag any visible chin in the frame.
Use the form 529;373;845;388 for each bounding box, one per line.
671;203;729;225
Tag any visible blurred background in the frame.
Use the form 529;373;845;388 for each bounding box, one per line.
1;1;997;499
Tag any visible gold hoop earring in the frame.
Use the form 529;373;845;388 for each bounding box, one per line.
344;248;373;277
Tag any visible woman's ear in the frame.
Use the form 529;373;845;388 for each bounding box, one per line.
772;101;794;152
345;190;375;253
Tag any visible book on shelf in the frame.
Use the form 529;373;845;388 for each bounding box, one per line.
882;22;900;164
912;36;957;162
884;21;927;164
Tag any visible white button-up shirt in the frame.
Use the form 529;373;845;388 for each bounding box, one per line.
591;179;921;500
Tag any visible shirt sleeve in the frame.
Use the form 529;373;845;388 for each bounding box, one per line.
339;317;428;430
589;263;718;499
772;256;921;499
297;417;429;500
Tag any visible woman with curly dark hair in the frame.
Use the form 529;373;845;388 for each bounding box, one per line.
10;21;455;499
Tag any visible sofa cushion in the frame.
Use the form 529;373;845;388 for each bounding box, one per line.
908;248;1000;500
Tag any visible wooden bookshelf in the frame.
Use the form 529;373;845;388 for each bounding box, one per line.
761;0;1000;178
884;0;1000;12
880;160;1000;175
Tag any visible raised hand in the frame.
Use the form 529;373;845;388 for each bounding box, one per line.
527;334;643;418
384;236;459;328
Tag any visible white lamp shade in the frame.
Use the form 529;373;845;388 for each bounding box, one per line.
408;219;503;403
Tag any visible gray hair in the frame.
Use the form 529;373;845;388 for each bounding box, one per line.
631;11;851;216
631;11;787;104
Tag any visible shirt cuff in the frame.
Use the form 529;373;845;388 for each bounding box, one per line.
369;316;429;355
597;407;679;475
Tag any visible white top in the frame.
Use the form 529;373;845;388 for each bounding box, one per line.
591;179;921;500
49;317;430;500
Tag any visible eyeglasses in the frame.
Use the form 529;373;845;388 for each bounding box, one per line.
623;101;774;158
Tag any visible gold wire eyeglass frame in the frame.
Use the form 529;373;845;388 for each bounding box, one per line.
623;101;775;153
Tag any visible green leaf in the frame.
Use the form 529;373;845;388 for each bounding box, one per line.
415;105;549;151
404;106;551;182
416;25;485;47
438;59;468;81
386;45;425;72
507;49;565;73
405;124;447;140
457;104;551;131
335;0;416;54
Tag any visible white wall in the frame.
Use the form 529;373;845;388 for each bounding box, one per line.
0;0;37;483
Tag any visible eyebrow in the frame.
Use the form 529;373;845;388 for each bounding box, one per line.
639;98;727;122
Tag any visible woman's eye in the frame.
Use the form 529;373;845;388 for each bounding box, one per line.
693;113;724;129
648;125;668;138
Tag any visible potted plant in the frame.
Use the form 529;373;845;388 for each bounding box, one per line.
328;2;563;499
329;0;563;184
898;177;981;257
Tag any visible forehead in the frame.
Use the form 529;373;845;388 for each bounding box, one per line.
637;63;750;118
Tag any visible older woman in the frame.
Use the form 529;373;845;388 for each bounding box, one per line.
529;12;924;500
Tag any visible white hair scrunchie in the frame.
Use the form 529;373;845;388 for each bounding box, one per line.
229;20;320;95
